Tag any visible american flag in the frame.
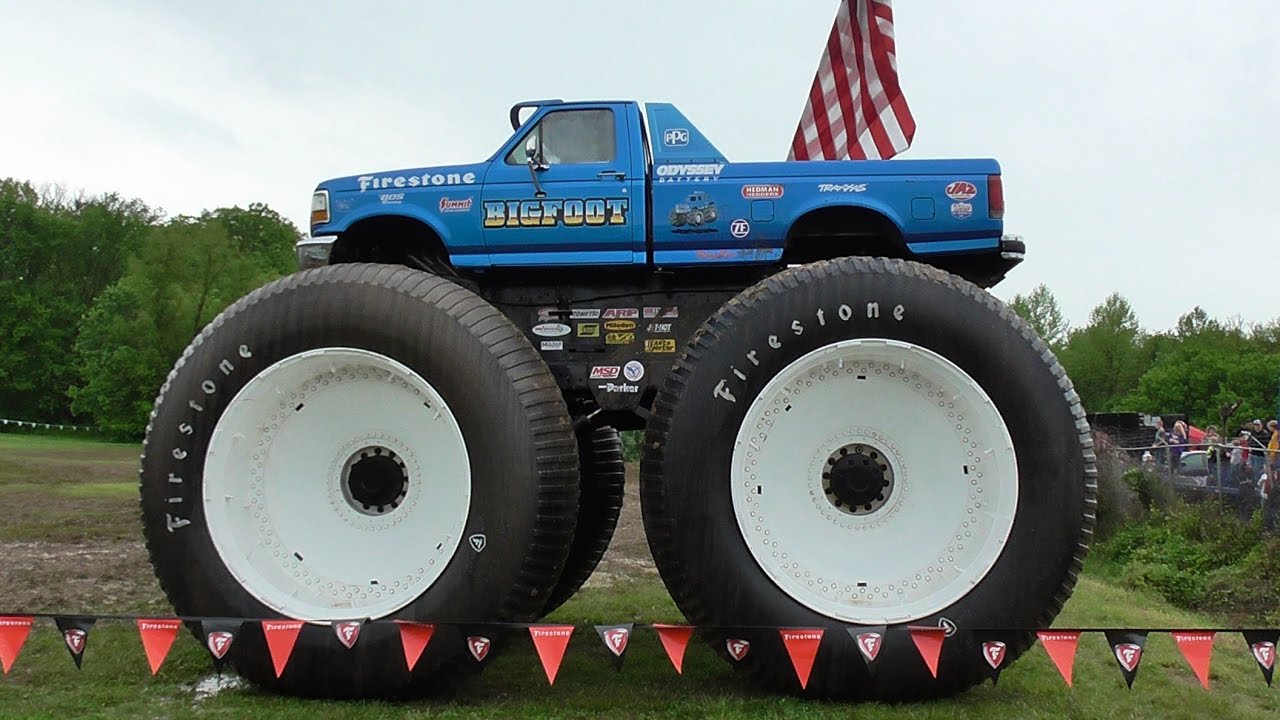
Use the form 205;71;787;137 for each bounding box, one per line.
788;0;916;161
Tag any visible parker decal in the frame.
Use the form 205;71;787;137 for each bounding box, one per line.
655;162;725;183
577;323;601;338
945;180;978;201
439;197;473;212
484;198;628;228
359;170;476;191
597;382;639;394
741;184;784;199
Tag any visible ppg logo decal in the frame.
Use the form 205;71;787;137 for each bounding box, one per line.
663;128;690;147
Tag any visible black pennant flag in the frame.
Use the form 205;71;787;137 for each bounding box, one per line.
973;632;1011;685
1105;630;1148;689
54;617;95;670
199;619;244;674
594;624;633;671
847;625;887;678
1243;631;1279;686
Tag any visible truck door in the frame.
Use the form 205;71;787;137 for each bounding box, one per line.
482;104;639;266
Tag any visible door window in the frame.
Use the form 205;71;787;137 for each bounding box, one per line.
506;109;616;165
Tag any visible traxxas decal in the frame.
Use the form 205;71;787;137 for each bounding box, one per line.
484;199;628;228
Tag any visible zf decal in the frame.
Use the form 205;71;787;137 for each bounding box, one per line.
645;338;676;353
577;323;600;338
945;180;978;201
484;198;628;228
729;219;750;239
605;332;635;345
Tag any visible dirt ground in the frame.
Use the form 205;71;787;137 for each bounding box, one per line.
0;434;655;615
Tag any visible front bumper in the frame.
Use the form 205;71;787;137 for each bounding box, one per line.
296;235;337;270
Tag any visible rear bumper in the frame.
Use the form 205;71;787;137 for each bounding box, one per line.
296;235;337;270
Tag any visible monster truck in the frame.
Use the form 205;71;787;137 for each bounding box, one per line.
668;191;718;227
140;99;1094;701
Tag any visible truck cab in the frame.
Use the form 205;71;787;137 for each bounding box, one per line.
305;99;1024;288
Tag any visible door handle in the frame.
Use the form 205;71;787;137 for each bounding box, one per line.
597;170;626;181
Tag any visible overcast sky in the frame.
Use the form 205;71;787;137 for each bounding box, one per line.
3;1;1277;331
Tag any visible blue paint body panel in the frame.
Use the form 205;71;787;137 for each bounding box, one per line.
310;100;1012;271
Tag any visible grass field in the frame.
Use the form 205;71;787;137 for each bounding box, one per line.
2;432;1278;719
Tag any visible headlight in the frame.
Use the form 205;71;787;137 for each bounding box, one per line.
310;190;330;226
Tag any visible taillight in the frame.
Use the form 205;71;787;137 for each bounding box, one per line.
987;175;1004;219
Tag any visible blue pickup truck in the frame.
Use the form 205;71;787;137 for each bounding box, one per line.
302;99;1023;284
143;98;1091;704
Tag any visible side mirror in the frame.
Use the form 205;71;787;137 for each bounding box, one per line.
526;145;549;172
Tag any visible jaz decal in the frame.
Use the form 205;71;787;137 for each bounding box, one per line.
725;638;751;662
483;198;628;228
741;184;784;199
945;180;978;201
950;201;973;220
590;366;620;380
359;170;476;191
711;303;905;403
468;636;491;662
577;323;601;338
439;197;473;212
655;162;725;183
818;182;867;193
622;361;645;382
662;128;690;147
605;332;635;345
729;219;750;239
645;339;676;353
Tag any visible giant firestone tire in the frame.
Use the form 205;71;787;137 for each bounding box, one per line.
640;257;1096;700
541;425;626;615
139;264;579;698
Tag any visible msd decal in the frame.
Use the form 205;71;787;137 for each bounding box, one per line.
484;198;628;228
439;197;473;212
602;308;640;319
590;366;620;380
945;181;978;201
741;184;784;199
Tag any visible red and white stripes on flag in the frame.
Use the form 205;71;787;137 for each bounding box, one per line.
788;0;916;161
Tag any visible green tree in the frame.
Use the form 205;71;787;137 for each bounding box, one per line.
1008;284;1070;349
1057;293;1151;413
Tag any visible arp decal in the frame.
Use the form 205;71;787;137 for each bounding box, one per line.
655;162;725;183
950;201;973;220
439;197;473;212
603;320;635;332
729;219;751;239
605;332;636;345
945;180;978;201
577;323;601;338
359;171;476;191
645;338;677;353
669;192;718;232
589;366;620;380
741;184;784;199
484;198;628;228
602;308;639;319
663;128;690;147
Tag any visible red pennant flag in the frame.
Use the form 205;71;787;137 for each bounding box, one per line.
779;628;824;690
653;624;694;674
908;626;946;678
0;616;35;674
395;622;434;672
529;625;575;685
261;620;304;678
1038;630;1082;687
135;618;182;675
1172;631;1215;690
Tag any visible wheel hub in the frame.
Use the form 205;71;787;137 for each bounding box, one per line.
823;444;894;515
342;446;409;515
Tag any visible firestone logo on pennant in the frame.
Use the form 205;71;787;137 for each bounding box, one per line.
335;622;361;649
1114;643;1142;672
982;641;1006;669
603;628;629;657
726;639;750;661
1254;642;1276;669
468;636;491;662
856;632;882;662
207;631;234;659
64;629;87;655
945;180;978;201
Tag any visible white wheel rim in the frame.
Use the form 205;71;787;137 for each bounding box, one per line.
203;347;470;620
731;339;1017;624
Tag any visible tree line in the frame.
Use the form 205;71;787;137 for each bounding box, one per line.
0;179;298;438
2;176;1276;438
1009;286;1280;430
